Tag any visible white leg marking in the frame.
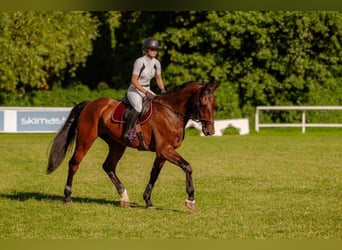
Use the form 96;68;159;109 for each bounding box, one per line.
65;185;72;192
185;199;195;204
120;189;129;202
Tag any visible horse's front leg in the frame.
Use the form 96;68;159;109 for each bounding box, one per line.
143;157;165;209
160;145;195;210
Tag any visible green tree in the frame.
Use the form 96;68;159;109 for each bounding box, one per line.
0;11;99;94
156;11;342;120
76;11;121;89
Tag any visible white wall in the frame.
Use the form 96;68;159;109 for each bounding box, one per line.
186;118;249;136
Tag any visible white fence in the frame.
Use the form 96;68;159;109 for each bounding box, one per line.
255;106;342;133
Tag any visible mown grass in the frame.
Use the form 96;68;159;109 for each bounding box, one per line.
0;131;341;239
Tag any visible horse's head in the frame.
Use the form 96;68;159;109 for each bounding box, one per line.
195;83;220;136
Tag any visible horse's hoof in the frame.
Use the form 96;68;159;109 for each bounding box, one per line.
63;199;72;205
120;200;130;208
185;199;195;210
146;206;155;210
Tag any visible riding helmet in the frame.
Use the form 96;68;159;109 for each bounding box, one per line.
142;37;160;50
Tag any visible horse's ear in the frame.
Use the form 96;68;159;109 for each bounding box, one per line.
210;82;220;91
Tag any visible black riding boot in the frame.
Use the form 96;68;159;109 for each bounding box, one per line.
123;109;140;142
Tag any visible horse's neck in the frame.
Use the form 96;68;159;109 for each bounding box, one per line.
161;90;197;114
152;87;199;132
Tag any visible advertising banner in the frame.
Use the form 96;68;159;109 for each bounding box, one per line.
0;108;71;133
17;110;70;132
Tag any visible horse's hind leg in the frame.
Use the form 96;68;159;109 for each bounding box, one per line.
101;137;129;207
64;134;97;204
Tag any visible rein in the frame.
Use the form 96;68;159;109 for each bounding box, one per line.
152;93;215;124
152;99;189;118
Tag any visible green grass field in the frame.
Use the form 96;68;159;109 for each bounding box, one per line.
0;131;341;239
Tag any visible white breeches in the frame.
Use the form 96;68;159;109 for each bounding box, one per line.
127;84;155;112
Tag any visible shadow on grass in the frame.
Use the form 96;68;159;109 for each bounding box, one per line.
0;191;146;209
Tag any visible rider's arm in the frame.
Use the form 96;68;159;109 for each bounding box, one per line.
155;74;165;91
131;74;148;94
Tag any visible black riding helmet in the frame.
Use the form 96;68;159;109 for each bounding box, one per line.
142;37;160;51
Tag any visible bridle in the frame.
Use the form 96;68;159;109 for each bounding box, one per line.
191;93;215;124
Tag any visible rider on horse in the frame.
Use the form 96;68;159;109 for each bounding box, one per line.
123;37;166;142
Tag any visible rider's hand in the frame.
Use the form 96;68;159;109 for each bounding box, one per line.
160;88;167;95
145;91;154;100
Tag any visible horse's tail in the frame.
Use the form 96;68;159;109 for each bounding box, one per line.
46;101;88;174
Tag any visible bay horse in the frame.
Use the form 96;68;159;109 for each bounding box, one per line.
46;81;219;210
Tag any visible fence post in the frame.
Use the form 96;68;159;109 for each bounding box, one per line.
302;111;306;133
255;108;259;132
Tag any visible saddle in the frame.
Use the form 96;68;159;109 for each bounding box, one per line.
111;96;153;125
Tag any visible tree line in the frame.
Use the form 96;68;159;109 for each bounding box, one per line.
1;11;342;122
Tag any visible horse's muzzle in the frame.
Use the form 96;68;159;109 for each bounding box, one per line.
203;130;214;136
202;124;215;136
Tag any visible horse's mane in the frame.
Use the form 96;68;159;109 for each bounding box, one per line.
164;81;205;95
